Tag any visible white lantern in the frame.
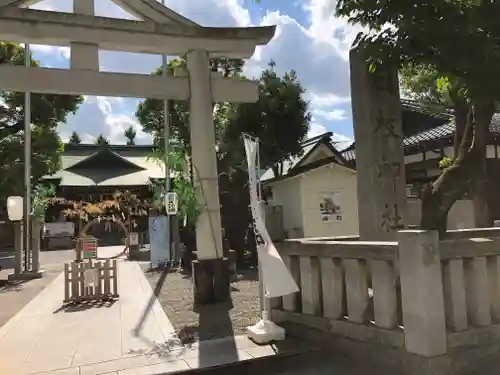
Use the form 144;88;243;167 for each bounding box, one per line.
7;196;24;221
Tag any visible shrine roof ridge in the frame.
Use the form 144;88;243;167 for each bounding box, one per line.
63;143;154;152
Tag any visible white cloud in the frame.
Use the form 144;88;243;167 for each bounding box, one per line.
313;109;346;121
331;132;353;150
307;121;353;151
307;92;351;107
245;11;351;99
308;122;328;138
58;96;151;144
105;113;147;143
25;0;356;144
31;45;70;61
303;0;364;60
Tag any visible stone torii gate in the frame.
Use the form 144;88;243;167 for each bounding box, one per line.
0;0;276;304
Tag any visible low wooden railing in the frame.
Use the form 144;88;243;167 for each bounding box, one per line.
273;228;500;361
64;259;119;303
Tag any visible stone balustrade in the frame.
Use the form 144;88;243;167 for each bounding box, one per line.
273;228;500;374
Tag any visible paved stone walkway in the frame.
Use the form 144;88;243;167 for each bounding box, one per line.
0;260;184;374
0;247;125;329
0;256;311;375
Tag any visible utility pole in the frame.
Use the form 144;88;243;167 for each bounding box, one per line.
24;42;32;272
161;0;171;264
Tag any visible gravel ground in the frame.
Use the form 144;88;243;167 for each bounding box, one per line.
143;267;261;341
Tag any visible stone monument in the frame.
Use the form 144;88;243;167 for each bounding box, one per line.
349;47;407;241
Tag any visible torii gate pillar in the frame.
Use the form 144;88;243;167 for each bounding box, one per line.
187;49;230;304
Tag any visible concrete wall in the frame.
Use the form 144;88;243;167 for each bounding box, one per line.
269;166;475;239
268;163;359;239
407;198;474;230
269;178;304;238
300;164;359;238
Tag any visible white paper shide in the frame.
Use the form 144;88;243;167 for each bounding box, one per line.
243;134;299;343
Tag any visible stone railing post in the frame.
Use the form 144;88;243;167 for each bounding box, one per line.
398;230;447;357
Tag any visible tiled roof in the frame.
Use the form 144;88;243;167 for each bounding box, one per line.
259;142;317;182
400;99;454;120
43;144;169;186
260;132;348;182
342;113;500;162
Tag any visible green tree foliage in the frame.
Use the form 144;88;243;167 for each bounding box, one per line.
148;144;200;224
31;184;56;220
124;126;137;145
220;60;311;176
94;134;109;146
0;42;83;205
68;131;82;145
336;0;500;234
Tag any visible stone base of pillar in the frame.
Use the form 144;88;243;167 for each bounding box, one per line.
192;258;230;304
8;270;44;281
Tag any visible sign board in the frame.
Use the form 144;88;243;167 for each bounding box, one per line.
319;190;343;223
149;216;170;267
45;222;74;237
83;236;98;259
166;192;178;216
84;269;97;287
128;232;139;246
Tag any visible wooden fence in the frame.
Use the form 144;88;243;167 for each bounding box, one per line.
64;259;119;303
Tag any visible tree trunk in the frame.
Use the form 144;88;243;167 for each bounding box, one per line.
471;100;493;228
271;165;279;178
473;175;490;227
452;103;469;159
420;100;494;237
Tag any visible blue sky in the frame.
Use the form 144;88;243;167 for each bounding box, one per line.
26;0;361;149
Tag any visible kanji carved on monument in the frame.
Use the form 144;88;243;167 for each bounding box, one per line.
375;108;400;139
380;203;404;232
376;161;402;179
370;63;398;93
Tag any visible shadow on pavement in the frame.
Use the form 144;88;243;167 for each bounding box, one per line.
194;294;237;368
53;299;116;313
132;266;169;338
0;279;30;294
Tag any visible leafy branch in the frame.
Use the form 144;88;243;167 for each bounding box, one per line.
148;146;200;225
31;184;56;220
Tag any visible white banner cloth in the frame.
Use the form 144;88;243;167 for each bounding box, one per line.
243;135;299;298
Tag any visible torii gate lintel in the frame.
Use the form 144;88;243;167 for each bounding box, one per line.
0;0;199;26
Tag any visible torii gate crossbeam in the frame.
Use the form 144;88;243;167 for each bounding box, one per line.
0;65;260;102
